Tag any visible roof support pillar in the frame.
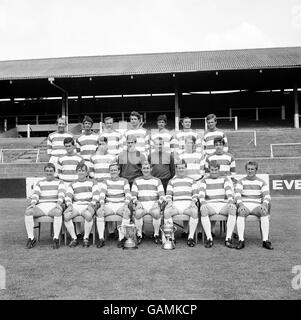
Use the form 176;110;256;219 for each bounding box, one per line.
174;78;181;131
294;85;299;129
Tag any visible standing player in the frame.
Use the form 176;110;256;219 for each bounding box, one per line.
199;161;237;248
173;116;202;155
124;111;149;156
99;117;124;156
150;114;174;153
90;136;117;237
131;161;165;245
204;137;236;180
202;114;228;156
63;162;99;247
148;137;175;192
164;159;199;247
90;136;116;182
24;163;65;249
97;163;132;248
234;161;273;250
118;134;146;188
57;137;84;238
76;115;99;169
46;117;73;174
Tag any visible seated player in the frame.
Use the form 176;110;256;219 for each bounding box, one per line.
199;160;237;248
24;163;65;249
63;162;99;248
131;161;165;245
96;163;131;248
164;159;199;247
235;160;273;250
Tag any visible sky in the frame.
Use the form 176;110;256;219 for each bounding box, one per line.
0;0;300;61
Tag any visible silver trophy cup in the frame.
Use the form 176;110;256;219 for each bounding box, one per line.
160;222;177;250
118;222;138;249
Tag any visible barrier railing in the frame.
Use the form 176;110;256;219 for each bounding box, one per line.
0;148;40;163
270;143;301;158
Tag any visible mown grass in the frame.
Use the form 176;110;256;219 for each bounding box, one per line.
0;198;300;300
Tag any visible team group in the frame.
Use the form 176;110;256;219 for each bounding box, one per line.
24;111;273;250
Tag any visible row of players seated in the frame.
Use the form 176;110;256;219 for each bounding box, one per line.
24;159;273;251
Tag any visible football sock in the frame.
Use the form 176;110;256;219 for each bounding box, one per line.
188;217;198;239
53;216;62;239
84;220;93;239
183;221;189;233
24;215;34;239
260;216;270;241
236;216;245;241
75;222;83;235
201;216;213;241
226;215;236;240
152;217;161;236
96;217;105;239
134;218;143;237
64;220;77;240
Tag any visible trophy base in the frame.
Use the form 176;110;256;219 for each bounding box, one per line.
123;245;138;250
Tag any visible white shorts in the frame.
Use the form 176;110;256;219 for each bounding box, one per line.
141;201;156;214
105;202;124;215
173;201;191;215
36;202;57;215
207;202;228;214
73;204;89;215
243;202;261;213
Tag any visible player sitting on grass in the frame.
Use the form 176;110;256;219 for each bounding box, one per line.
234;160;273;250
63;162;99;248
199;160;237;249
164;159;199;247
97;163;132;248
131;161;165;245
24;163;65;249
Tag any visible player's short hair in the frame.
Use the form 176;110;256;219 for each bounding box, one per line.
76;161;88;172
104;117;113;123
157;114;167;123
142;160;151;167
129;111;141;120
44;163;56;172
213;137;224;145
209;160;220;169
245;160;258;171
176;159;187;168
63;137;74;145
82;115;93;125
57;117;66;125
206;114;217;121
126;134;137;143
99;136;108;144
185;136;196;144
109;162;120;171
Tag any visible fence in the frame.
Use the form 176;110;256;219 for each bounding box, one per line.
270;143;301;158
0;148;40;163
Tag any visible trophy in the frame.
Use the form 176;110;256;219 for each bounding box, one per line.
117;200;138;250
160;222;177;250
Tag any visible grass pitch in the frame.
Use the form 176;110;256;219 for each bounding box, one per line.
0;198;300;300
